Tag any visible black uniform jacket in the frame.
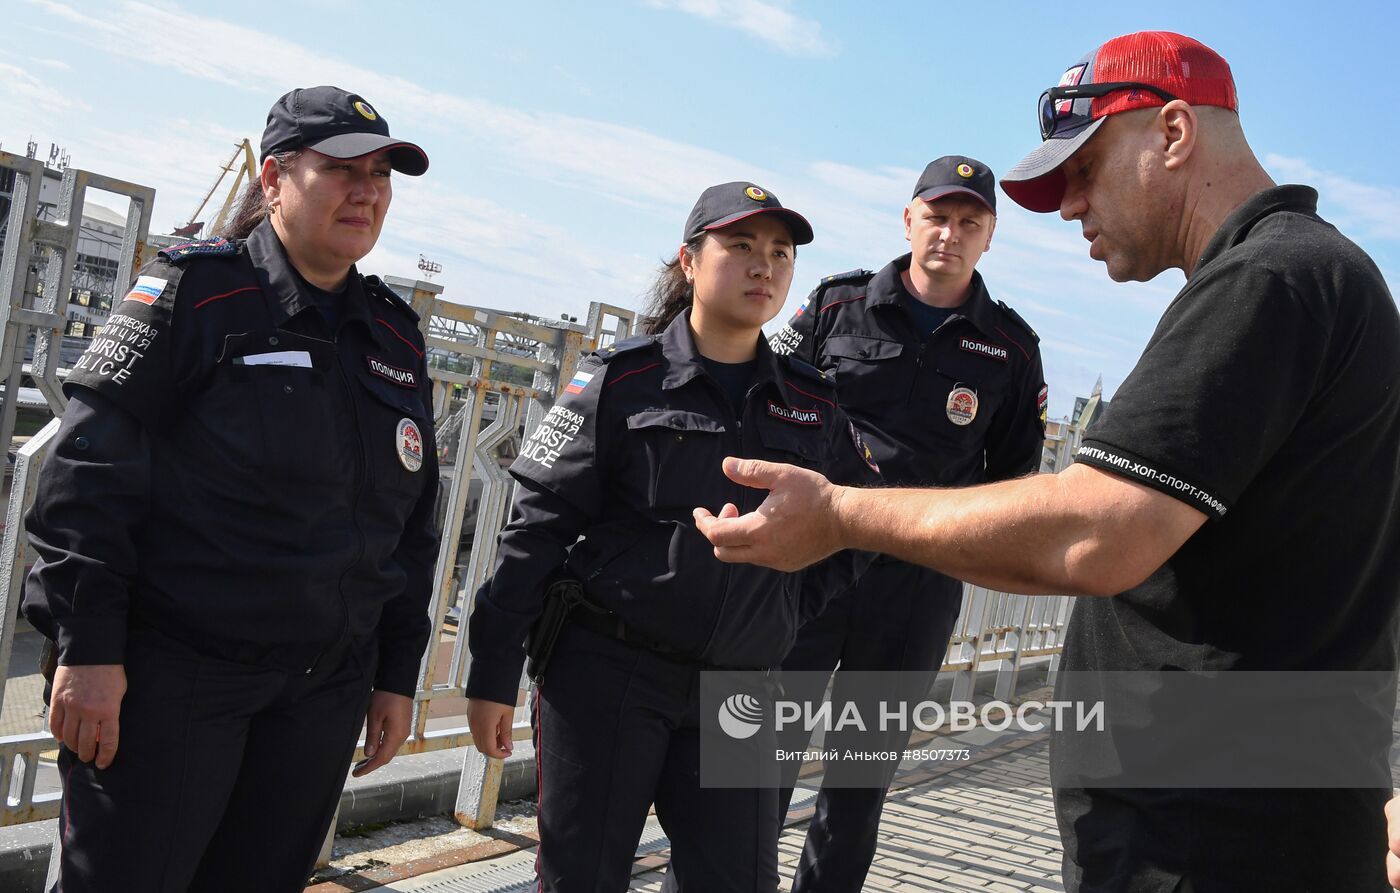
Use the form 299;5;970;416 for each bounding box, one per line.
22;220;439;696
771;255;1046;487
466;312;880;705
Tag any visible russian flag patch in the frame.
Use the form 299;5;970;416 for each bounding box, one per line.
123;276;167;305
564;371;594;395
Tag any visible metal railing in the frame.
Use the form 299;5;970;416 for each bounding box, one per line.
947;585;1074;704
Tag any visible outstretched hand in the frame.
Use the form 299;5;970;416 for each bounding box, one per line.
693;457;847;572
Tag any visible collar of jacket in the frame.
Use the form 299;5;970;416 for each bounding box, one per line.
865;253;1000;339
656;308;785;395
245;219;386;347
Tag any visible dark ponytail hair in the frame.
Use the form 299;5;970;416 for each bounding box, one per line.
640;234;705;334
219;150;302;240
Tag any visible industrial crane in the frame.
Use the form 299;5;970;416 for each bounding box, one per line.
172;139;257;239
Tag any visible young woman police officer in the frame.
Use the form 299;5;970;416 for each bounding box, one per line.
466;182;878;892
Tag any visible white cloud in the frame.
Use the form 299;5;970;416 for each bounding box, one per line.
21;0;767;219
807;161;921;201
1265;153;1400;243
24;0;1390;417
364;178;654;314
642;0;835;57
0;61;91;115
21;0;123;35
1006;295;1080;321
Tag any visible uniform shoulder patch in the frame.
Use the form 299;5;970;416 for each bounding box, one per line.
364;275;421;322
594;334;659;362
157;237;238;264
778;354;833;388
820;268;874;286
996;300;1040;343
115;256;187;308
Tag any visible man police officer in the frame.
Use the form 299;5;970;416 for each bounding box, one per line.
768;156;1046;893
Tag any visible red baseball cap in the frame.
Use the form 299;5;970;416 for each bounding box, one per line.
1001;32;1237;213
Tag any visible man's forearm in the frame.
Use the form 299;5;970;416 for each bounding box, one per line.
830;466;1186;596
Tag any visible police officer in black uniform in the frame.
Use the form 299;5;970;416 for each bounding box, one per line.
466;182;878;893
23;86;438;892
767;156;1046;893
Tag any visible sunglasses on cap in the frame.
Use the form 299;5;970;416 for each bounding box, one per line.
1038;82;1180;140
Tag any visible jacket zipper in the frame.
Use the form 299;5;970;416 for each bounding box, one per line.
696;378;748;661
309;331;362;674
900;302;958;403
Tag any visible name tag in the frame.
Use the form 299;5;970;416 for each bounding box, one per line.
234;350;313;368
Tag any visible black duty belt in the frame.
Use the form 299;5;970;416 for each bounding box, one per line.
128;602;363;676
567;601;775;674
567;605;693;661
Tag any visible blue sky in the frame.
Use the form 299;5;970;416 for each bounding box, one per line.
3;0;1396;418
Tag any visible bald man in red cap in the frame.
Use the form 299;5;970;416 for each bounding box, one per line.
697;31;1400;892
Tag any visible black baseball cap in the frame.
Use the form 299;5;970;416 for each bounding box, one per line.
911;156;996;215
260;86;429;176
683;182;814;245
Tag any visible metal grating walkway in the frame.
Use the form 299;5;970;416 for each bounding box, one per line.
366;791;820;893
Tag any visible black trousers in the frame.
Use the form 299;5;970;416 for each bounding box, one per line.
52;625;376;893
776;559;963;893
535;621;780;893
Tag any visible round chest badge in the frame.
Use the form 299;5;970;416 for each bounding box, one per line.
946;386;978;426
354;100;378;121
396;418;423;472
956;163;975;179
744;186;767;201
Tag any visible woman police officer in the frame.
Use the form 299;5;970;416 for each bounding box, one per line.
466;182;879;892
23;86;439;891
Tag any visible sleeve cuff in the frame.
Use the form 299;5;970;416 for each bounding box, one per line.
55;617;127;666
373;642;424;697
466;655;526;706
1076;440;1231;519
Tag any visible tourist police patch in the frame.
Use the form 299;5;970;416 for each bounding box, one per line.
396;418;423;472
946;386;978;426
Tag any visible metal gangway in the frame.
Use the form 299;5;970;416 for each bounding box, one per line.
0;151;1079;883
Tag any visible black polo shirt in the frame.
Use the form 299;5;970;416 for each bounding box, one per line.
1057;186;1400;890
